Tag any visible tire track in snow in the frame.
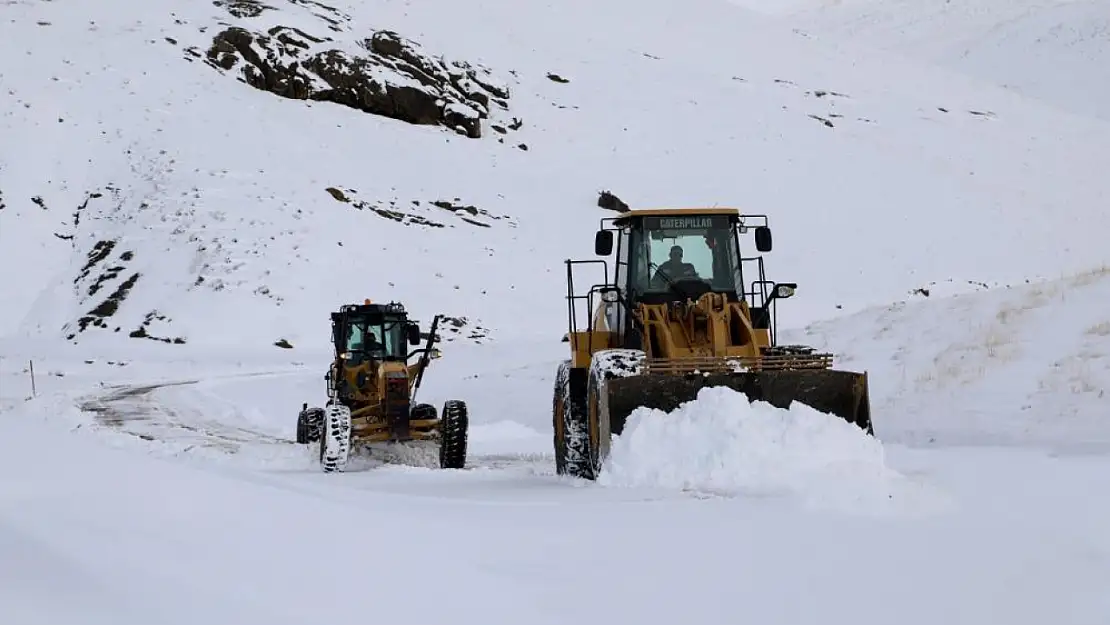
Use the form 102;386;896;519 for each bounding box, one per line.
78;372;298;453
75;371;559;478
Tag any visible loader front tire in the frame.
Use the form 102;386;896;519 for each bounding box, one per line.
438;399;468;469
554;361;597;480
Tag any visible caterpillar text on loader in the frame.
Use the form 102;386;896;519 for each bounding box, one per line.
296;300;468;472
553;207;873;479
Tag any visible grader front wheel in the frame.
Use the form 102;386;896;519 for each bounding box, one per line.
319;403;352;473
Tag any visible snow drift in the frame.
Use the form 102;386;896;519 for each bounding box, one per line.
598;386;910;511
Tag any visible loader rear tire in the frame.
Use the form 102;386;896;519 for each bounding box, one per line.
438;399;468;469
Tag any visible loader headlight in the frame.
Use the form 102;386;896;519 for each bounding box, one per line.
600;287;620;303
774;283;796;299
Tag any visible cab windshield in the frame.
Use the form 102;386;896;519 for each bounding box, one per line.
346;316;408;360
630;214;742;296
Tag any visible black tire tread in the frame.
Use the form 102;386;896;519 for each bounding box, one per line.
438;399;468;469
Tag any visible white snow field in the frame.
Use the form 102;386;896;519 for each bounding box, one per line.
3;0;1110;622
5;277;1110;624
727;0;1110;121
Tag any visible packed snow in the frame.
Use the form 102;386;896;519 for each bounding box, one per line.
3;0;1110;622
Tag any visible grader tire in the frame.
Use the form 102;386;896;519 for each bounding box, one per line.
438;399;468;469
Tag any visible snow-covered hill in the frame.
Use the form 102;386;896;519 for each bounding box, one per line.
729;0;1110;121
4;0;1110;623
3;0;1110;356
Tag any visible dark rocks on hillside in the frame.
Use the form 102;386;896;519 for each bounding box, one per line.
808;114;835;128
66;240;145;341
324;187;516;229
74;273;141;334
438;316;490;344
206;25;512;138
129;311;186;344
213;0;274;18
213;0;351;31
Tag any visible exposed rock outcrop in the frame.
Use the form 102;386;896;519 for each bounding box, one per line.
206;25;512;138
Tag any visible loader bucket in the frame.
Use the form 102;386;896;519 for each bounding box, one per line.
603;369;873;437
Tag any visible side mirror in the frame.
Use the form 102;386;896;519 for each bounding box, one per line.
595;230;614;256
755;226;773;252
772;282;796;300
407;324;421;345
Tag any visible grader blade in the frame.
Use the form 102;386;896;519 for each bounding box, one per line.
604;369;873;437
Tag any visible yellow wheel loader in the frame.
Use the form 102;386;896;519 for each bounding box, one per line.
553;208;873;480
296;300;468;472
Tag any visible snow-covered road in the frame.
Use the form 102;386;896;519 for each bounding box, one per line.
4;330;1110;625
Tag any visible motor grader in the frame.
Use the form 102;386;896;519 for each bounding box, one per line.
553;207;873;479
296;300;468;472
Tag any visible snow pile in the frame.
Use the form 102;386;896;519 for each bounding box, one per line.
599;386;903;511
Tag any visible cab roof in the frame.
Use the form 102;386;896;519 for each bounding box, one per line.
337;301;408;317
617;207;741;217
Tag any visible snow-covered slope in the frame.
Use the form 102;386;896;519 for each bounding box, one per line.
3;0;1110;356
728;0;1110;121
784;265;1110;451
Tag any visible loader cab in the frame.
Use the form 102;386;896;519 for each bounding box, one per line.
587;209;788;343
331;301;423;364
596;209;774;304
